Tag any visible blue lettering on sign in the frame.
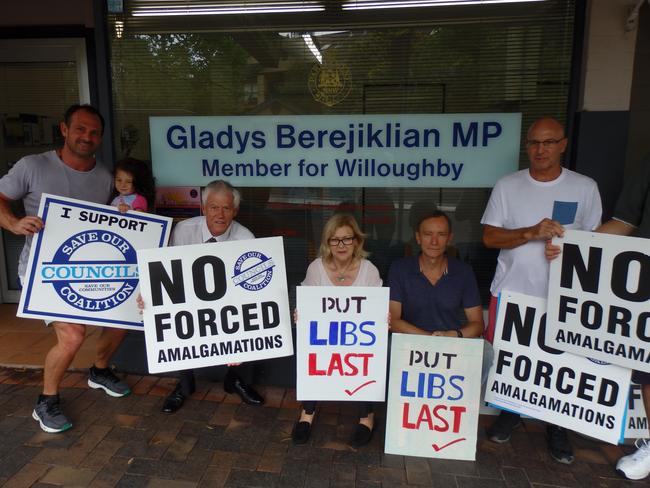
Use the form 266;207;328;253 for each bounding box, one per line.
453;121;502;147
232;251;275;291
334;158;463;181
400;370;465;400
309;320;377;346
453;122;478;147
277;124;294;149
150;114;521;187
203;159;291;178
43;230;138;312
276;123;441;154
167;124;267;152
167;124;186;149
483;121;502;145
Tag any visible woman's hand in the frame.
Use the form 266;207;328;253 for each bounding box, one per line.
136;293;145;314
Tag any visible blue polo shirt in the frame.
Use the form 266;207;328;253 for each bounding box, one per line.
388;255;481;332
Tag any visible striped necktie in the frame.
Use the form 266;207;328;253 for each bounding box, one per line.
206;237;217;243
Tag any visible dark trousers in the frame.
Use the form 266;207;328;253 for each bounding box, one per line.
178;365;250;395
302;400;374;418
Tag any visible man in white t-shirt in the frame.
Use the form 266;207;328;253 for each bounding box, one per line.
480;117;602;464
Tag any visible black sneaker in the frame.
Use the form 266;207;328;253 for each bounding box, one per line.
291;421;312;445
32;395;72;433
88;366;131;397
547;425;574;464
486;410;522;443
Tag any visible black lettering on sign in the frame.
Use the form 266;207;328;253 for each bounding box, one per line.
537;314;563;355
598;378;618;407
560;244;602;293
175;310;194;339
155;313;172;342
149;260;185;306
638;312;650;342
611;251;650;302
321;296;367;313
192;255;227;301
580;301;603;330
501;302;535;346
629;383;643;409
261;301;280;329
607;305;632;337
495;349;513;374
198;308;218;336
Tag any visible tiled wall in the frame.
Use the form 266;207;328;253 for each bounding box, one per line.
582;0;639;111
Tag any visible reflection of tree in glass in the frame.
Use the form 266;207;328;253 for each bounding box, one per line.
110;33;249;159
111;33;248;116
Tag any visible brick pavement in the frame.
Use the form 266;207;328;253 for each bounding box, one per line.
0;367;646;487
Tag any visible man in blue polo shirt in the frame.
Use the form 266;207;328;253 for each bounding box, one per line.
388;210;485;342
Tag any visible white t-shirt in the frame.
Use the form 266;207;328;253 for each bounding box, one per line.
481;168;602;298
302;258;382;287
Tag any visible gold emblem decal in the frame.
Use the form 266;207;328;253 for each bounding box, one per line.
308;54;351;107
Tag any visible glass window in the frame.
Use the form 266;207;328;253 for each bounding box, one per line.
108;0;576;305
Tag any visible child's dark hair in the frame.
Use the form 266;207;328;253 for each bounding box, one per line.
111;158;156;210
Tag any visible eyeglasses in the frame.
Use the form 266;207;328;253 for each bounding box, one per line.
526;138;565;148
328;236;355;246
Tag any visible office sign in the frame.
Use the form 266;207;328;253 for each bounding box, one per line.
385;334;483;461
150;114;521;187
295;286;389;402
137;236;293;373
485;291;630;444
547;230;650;372
18;194;172;330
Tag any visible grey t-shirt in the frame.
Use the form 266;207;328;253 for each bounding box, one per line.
0;150;113;278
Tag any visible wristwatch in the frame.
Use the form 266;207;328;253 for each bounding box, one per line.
456;329;463;338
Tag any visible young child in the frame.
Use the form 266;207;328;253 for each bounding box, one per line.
110;158;155;213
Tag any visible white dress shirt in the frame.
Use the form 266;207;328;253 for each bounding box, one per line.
170;216;255;246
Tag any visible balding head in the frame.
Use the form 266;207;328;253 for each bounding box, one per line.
526;117;567;181
527;117;565;140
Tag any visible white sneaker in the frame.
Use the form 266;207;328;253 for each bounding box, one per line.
616;439;650;480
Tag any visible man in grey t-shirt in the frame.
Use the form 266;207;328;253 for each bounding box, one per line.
0;104;131;433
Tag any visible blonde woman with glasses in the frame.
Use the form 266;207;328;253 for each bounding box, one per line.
292;213;382;447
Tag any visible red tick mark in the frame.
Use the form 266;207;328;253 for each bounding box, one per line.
432;438;466;452
344;380;377;396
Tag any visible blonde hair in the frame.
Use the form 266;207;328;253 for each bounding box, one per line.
319;213;369;263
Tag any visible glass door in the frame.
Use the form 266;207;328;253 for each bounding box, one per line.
0;38;90;302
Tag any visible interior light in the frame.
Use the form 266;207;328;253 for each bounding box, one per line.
132;2;325;17
279;30;348;38
302;34;322;64
342;0;548;10
115;20;124;38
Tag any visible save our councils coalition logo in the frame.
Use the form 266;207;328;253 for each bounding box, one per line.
41;229;139;312
232;250;275;291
